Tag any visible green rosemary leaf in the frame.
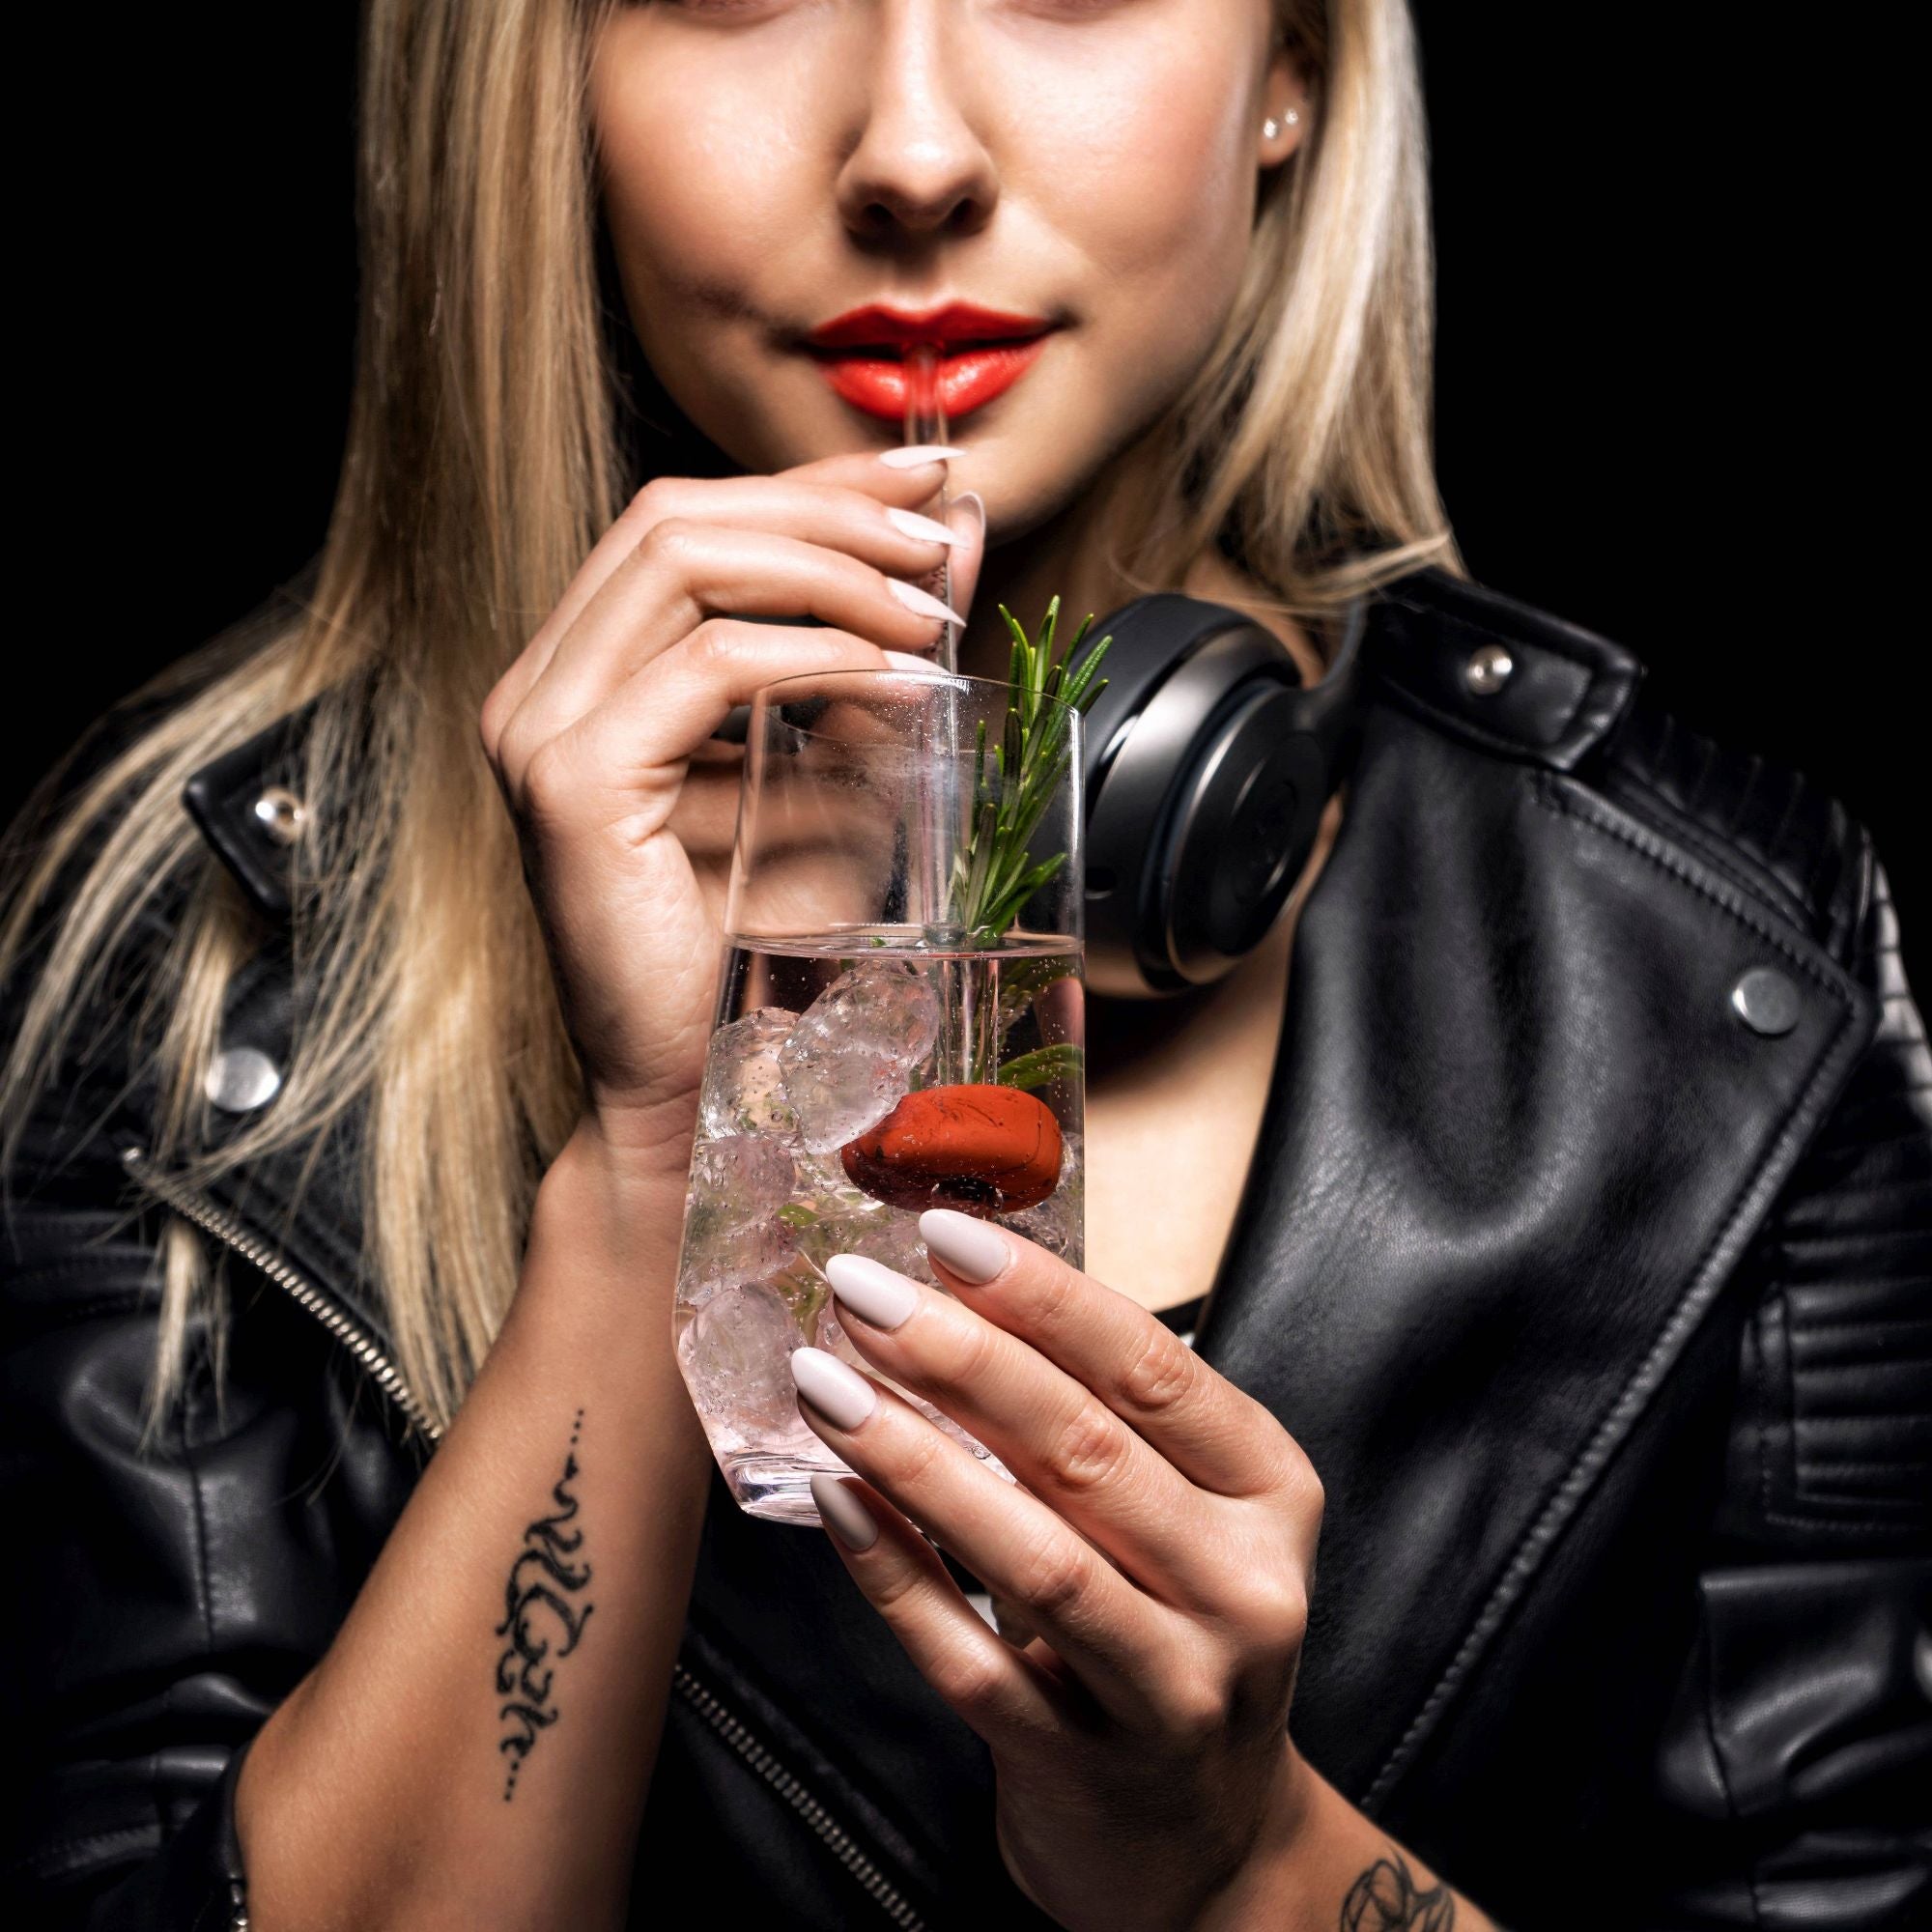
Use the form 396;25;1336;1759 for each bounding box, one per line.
996;1041;1084;1092
982;851;1066;932
1061;635;1112;712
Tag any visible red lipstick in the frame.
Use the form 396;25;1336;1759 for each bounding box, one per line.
802;300;1059;422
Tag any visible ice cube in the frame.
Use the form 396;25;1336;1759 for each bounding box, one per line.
781;1050;910;1156
698;1008;801;1142
779;961;940;1153
691;1134;796;1221
677;1135;800;1304
678;1282;806;1435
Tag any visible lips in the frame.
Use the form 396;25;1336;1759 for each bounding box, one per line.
802;300;1060;421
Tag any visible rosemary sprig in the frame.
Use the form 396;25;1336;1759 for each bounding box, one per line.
948;595;1111;944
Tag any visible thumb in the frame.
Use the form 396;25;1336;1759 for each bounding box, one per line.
944;490;987;627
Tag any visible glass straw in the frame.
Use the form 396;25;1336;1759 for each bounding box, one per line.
902;343;979;1075
902;343;957;673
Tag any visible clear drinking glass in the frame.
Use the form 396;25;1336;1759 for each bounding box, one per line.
673;666;1086;1522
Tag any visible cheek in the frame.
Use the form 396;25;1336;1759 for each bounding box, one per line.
1017;29;1258;370
591;26;813;322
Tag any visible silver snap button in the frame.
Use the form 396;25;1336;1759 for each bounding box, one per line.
253;786;307;846
205;1046;283;1112
1730;966;1801;1037
1463;642;1514;696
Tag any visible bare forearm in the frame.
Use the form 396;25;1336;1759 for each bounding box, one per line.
1203;1750;1499;1931
235;1118;711;1932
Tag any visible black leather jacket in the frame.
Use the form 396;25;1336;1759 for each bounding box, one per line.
7;568;1928;1930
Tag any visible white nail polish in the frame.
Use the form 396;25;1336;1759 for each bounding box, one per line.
918;1209;1012;1285
810;1474;880;1550
826;1253;922;1331
790;1346;878;1431
884;648;938;671
886;506;959;546
879;443;967;469
886;577;965;626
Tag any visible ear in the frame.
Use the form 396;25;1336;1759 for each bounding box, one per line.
1258;33;1313;171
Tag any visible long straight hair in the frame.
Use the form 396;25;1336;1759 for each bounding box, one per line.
0;0;1457;1446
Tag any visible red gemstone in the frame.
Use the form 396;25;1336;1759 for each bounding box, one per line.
840;1084;1065;1214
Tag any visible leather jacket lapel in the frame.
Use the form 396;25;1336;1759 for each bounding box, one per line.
1197;693;1880;1813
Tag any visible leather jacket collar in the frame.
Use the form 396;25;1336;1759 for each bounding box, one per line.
134;563;1889;1913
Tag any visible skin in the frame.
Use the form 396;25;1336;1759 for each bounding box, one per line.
435;2;1507;1924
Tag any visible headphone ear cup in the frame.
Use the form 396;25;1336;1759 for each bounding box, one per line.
1159;685;1328;983
1081;591;1375;997
1082;596;1323;997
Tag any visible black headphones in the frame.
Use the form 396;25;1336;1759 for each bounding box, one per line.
1079;591;1368;998
718;589;1369;1000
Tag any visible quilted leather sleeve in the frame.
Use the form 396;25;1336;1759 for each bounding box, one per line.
1647;849;1932;1928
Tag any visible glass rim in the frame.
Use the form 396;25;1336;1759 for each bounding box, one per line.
752;662;1080;718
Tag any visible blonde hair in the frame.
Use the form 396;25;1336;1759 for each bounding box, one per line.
0;0;1458;1447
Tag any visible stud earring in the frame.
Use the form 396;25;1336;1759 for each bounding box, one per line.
1263;108;1300;138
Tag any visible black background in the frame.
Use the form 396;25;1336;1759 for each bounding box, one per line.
13;8;1922;981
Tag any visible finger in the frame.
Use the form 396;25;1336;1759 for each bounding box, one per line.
822;1252;1214;1603
887;486;987;665
917;1211;1308;1505
497;519;965;785
483;451;962;750
788;1347;1175;1727
534;619;892;812
809;1474;1063;1747
945;489;985;624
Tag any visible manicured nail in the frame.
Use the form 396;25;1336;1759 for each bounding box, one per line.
879;443;967;469
826;1253;922;1331
918;1209;1012;1285
790;1346;879;1430
810;1473;880;1551
886;577;966;626
886;506;958;547
952;490;985;541
884;648;938;670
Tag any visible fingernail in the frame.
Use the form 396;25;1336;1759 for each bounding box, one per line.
886;577;966;626
952;490;985;541
790;1346;879;1430
886;506;959;547
918;1209;1012;1285
826;1253;922;1331
884;648;938;670
879;443;967;469
810;1473;881;1551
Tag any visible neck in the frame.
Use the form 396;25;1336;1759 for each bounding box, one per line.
949;420;1192;682
953;437;1325;690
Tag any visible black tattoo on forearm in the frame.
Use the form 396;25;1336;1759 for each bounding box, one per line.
1340;1852;1456;1930
495;1407;594;1801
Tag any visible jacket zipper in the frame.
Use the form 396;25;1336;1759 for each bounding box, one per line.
118;1144;927;1932
120;1146;445;1442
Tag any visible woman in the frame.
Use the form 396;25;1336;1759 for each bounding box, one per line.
4;0;1925;1926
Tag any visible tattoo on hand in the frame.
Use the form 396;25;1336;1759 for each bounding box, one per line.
1340;1853;1456;1930
495;1407;595;1802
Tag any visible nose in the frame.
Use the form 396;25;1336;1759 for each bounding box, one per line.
834;0;996;244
